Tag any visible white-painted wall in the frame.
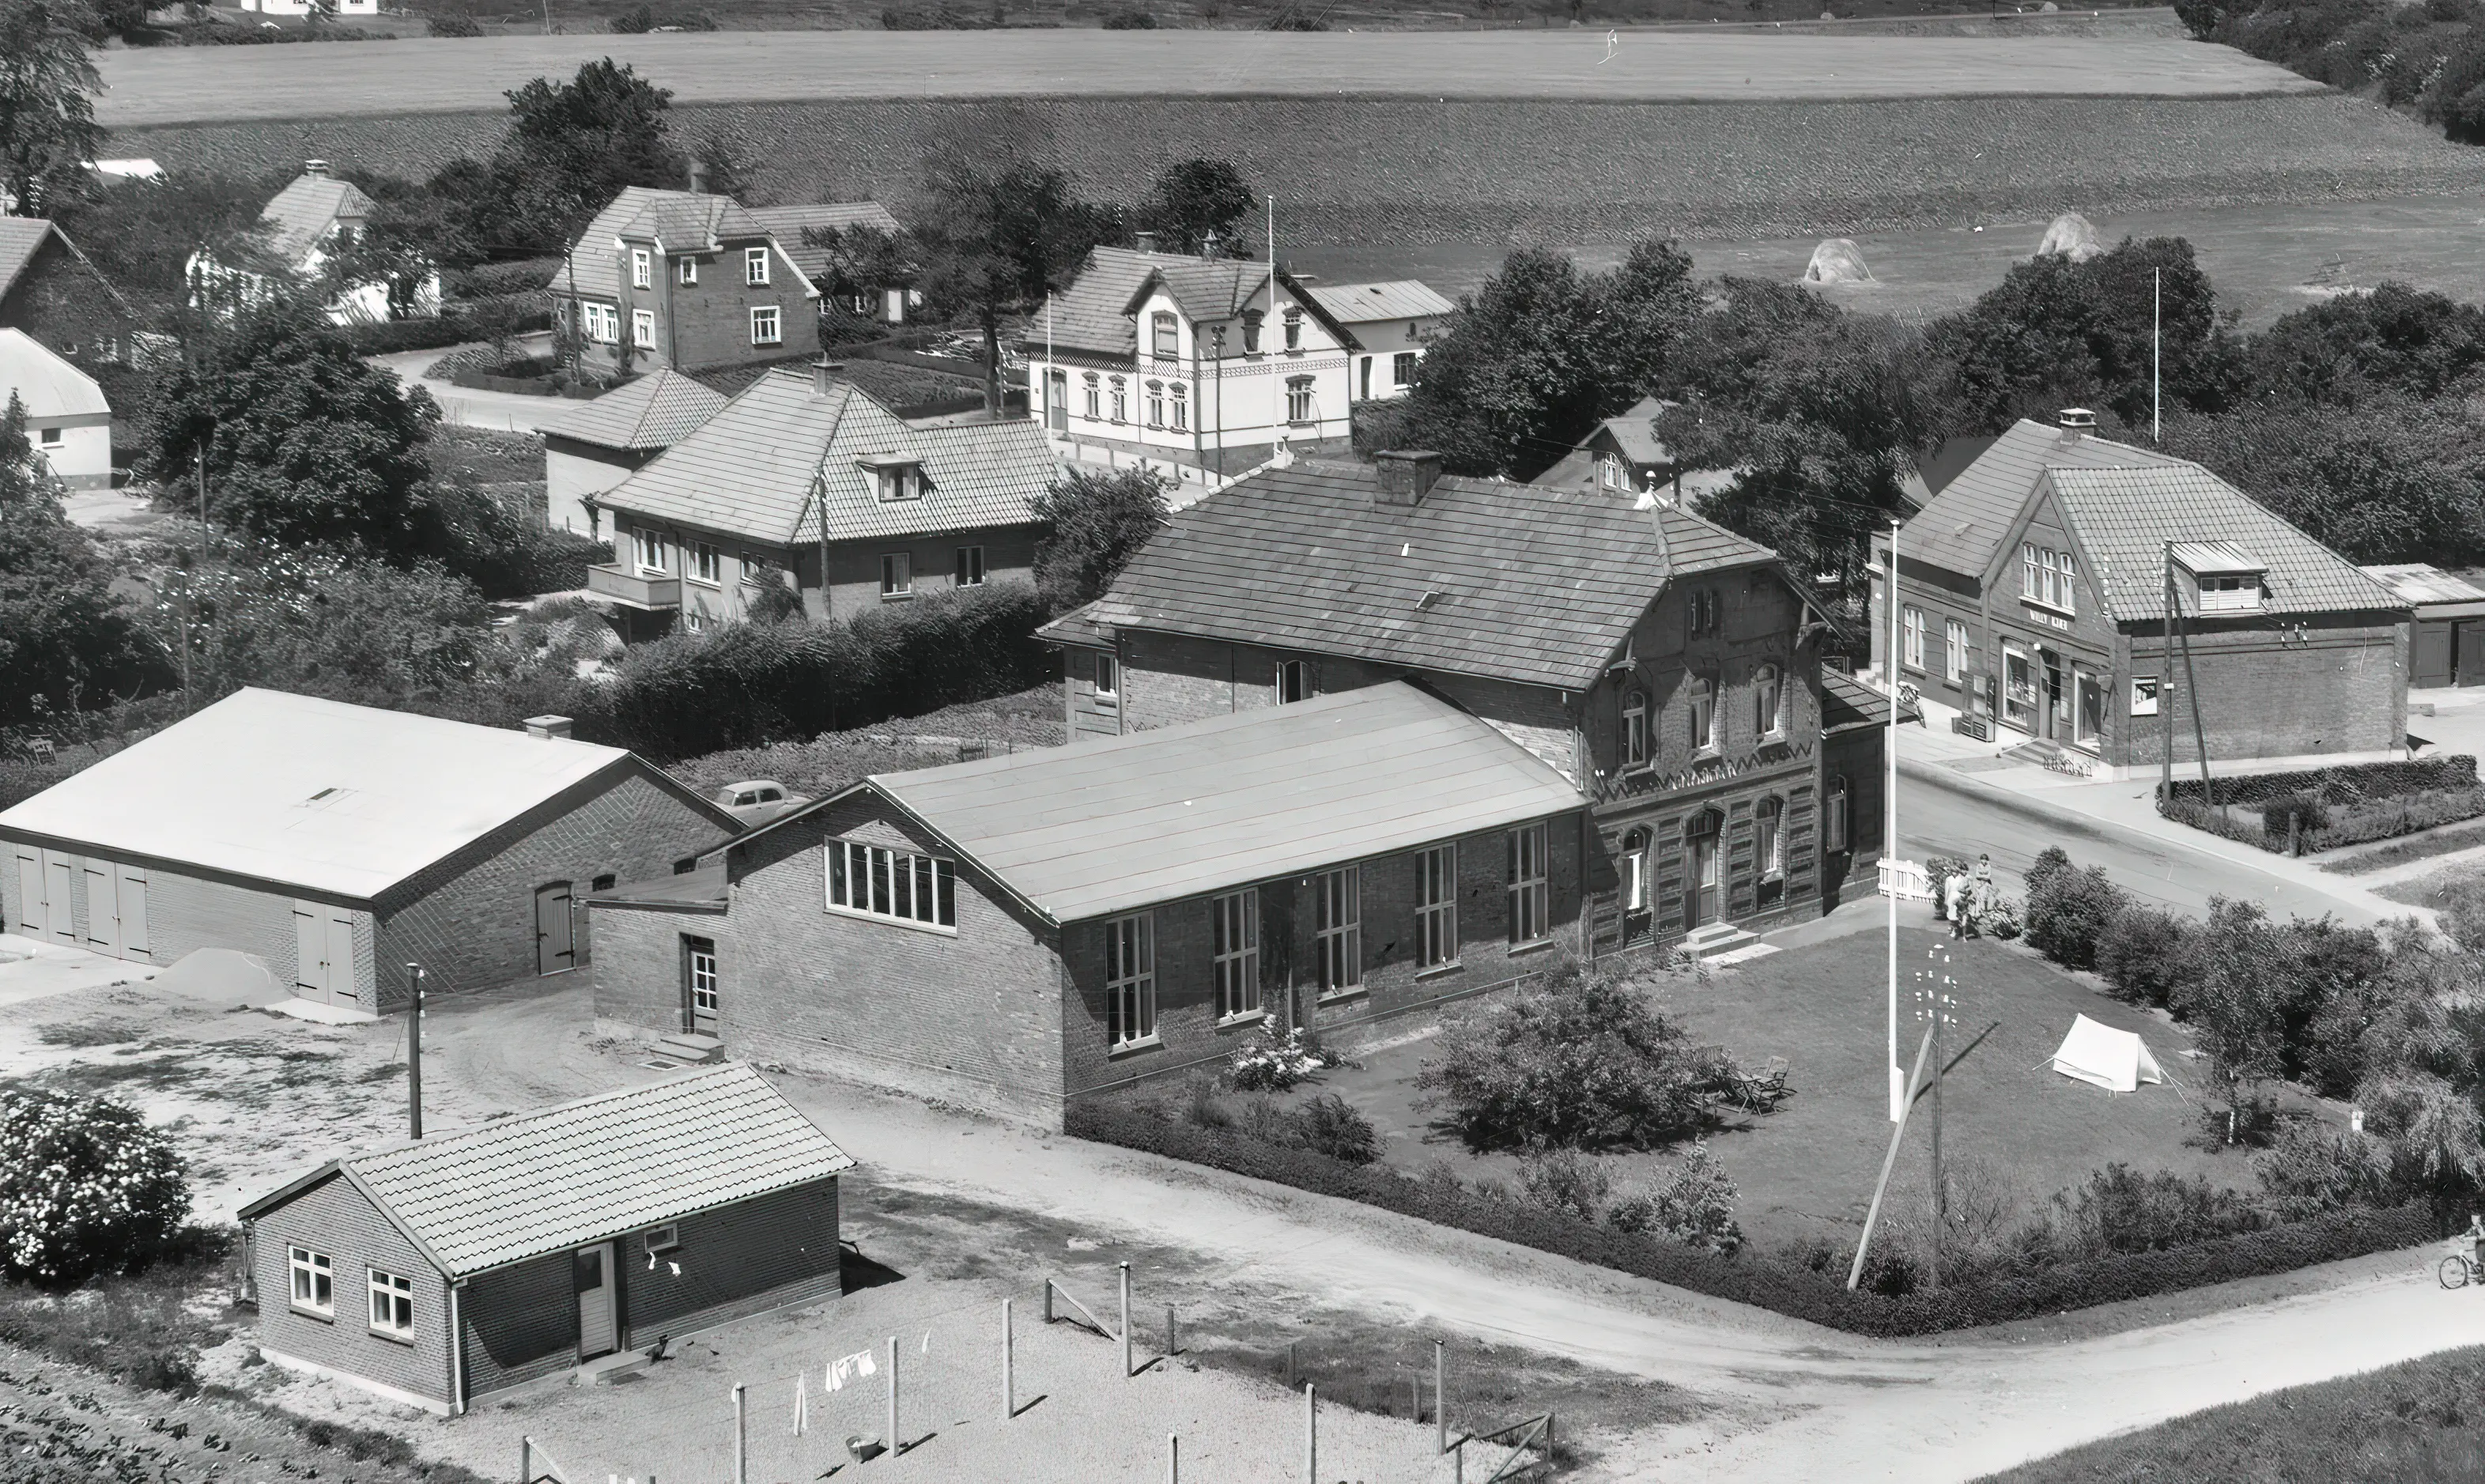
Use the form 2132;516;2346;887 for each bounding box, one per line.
30;417;109;489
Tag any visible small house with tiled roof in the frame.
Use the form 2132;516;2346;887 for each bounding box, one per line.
1875;410;2411;772
551;187;818;378
187;162;442;326
586;358;1059;637
237;1064;855;1414
0;217;134;369
587;683;1590;1124
1039;451;1873;955
1301;278;1453;403
536;368;729;537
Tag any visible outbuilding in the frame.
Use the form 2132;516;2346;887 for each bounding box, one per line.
1;689;736;1010
0;326;111;489
238;1063;856;1414
535;368;727;538
2362;564;2485;689
589;682;1592;1126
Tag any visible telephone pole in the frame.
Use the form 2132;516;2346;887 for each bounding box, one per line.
405;963;425;1139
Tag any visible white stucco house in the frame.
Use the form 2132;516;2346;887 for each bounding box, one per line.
186;161;440;325
1303;279;1453;403
0;327;111;489
236;0;380;17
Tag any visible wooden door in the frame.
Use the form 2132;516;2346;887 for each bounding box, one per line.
292;903;357;1005
1045;370;1067;432
1686;830;1720;929
2416;621;2455;688
82;862;119;957
2460;621;2485;688
535;882;575;976
115;866;147;962
682;935;719;1036
13;848;45;938
41;852;75;946
575;1244;617;1360
327;913;357;1005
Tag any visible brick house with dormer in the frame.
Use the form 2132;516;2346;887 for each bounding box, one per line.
551;188;818;379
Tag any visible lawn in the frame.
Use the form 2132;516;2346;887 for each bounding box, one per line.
2377;859;2485;917
1260;921;2261;1255
1979;1345;2485;1484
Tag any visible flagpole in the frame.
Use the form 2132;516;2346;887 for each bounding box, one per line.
1887;517;1902;1123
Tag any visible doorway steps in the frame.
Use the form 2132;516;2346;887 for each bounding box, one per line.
576;1347;652;1387
657;1032;724;1065
2000;738;2071;767
1681;923;1758;961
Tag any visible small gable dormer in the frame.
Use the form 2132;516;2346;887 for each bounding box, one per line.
2172;540;2268;614
859;453;927;503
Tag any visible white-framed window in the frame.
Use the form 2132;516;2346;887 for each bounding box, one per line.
1825;775;1849;852
289;1246;334;1316
1754;663;1782;738
872;464;922;502
745;247;770;286
2200;573;2260;611
954;546;985;587
689;541;721;586
1945;618;1968;684
1276;659;1312;704
1393;350;1416;387
368;1268;415;1339
750;305;781;346
879;553;912;598
1902;606;1925;671
1093;651;1119;703
827;839;957;929
1083;374;1100;419
37;426;62;448
1622;689;1649;767
1109;377;1127;422
683;608;708;632
1757;797;1786;908
2024;542;2077;613
677;255;697;286
1416;844;1458;969
1146;380;1165;428
583;303;619;344
2132;675;2162;716
685;935;718;1015
1169;383;1188;431
643;1223;681;1255
630;248;652;289
1152;310;1179;359
1283;306;1304;350
1599;451;1626;491
633;527;666;573
1315;866;1361;995
1211;888;1259;1021
2022;541;2039;604
1285;376;1315;425
1507;825;1549;946
631;308;655;349
1105;912;1157;1048
1688;674;1717;754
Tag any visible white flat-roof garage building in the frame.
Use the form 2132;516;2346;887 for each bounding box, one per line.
2;689;737;1012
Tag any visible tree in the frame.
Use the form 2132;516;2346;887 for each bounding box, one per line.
2158;400;2485;565
1029;466;1169;612
0;397;167;728
2241;281;2485;408
802;221;914;340
1387;248;1607;478
1139;157;1255;256
0;1089;189;1287
0;0;106;217
1588;236;1701;402
425;60;687;266
2171;897;2294;1133
47;172;271;313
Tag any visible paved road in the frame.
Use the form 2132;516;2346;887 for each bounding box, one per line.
368;344;571;433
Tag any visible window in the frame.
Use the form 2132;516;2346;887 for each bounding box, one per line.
1416;844;1458;969
750;306;781;346
872;463;922;502
1241;311;1263;354
633;527;666;572
631;248;652;289
1754;664;1782;738
38;426;62;448
1688;674;1717;753
368;1268;414;1340
1686;588;1720;639
1902;606;1925;671
677;256;697;286
1315;866;1361;995
685;935;717;1016
1622;689;1649;767
643;1223;681;1255
1093;651;1119;703
1146;380;1165;428
1109;377;1127;423
827;839;957;929
2024;542;2076;613
1825;775;1849;852
583;303;619;344
1169;383;1188;431
1276;659;1312;704
1083;374;1100;419
2131;675;2162;716
1211;888;1259;1021
2200;573;2260;611
744;247;770;286
683;607;708;633
1152;311;1179;359
689;541;721;586
1283;306;1303;350
1622;826;1651;912
879;553;912;599
1507;825;1549;946
2022;541;2039;603
289;1246;334;1316
1757;798;1786;909
632;308;655;349
1599;451;1626;491
1286;376;1314;425
1944;619;1969;685
954;546;985;587
1392;351;1417;387
1105;912;1157;1048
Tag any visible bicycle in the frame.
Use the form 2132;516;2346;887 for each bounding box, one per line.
2439;1251;2481;1290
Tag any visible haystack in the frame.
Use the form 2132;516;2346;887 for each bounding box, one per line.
1803;238;1873;285
2036;212;2104;262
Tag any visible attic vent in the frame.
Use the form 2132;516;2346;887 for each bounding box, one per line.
300;787;357;810
1417;590;1447;612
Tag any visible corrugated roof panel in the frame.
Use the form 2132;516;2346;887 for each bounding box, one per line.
2362;563;2485;606
1305;279;1455;323
2170;539;2265;576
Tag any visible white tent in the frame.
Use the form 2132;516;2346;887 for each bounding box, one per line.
2049;1014;2166;1093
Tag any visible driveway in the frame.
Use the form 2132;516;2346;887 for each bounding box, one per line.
368;338;575;433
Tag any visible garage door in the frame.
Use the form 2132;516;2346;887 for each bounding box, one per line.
292;902;359;1006
11;848;79;948
81;861;149;963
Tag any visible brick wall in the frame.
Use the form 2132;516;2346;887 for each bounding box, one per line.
2122;618;2406;766
1119;631;1411;732
461;1252;576;1399
618;1178;841;1342
1821;726;1885;903
251;1175;451;1409
820;523;1040;619
374;768;729;1009
1426;674;1580;784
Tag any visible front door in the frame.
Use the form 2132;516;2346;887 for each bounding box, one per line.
2074;670;2104;753
1046;370;1067;432
1685;814;1722;929
2041;651;2068;740
2461;621;2485;687
535;882;575;976
575;1244;617;1360
682;935;719;1035
2002;644;2036;734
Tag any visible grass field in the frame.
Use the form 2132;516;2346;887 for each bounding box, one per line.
1978;1345;2485;1484
89;30;2320;127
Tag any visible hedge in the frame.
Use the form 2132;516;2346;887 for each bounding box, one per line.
345;316;472;355
2160;755;2478;807
1064;1103;2439;1337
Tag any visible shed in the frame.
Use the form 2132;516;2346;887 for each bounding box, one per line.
2362;564;2485;689
1;689;735;1010
238;1063;856;1413
0;326;111;489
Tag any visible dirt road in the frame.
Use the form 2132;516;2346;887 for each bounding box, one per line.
421;983;2485;1482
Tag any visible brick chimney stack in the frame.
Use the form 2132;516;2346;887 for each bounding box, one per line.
2057;407;2097;440
1375;450;1445;508
813;357;845;395
1134;230;1158;255
303;159;330;177
523;715;573;741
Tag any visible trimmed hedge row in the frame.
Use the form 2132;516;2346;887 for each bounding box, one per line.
1064;1103;2438;1337
345;317;472;355
2161;755;2478;806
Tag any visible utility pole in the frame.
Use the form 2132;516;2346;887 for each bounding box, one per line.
2161;542;2175;802
1919;946;1955;1294
1886;518;1902;1123
405;964;425;1138
2151;267;2162;444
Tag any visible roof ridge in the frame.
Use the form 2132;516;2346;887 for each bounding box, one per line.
347;1063;757;1169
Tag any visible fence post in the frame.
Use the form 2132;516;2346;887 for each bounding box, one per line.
1303;1382;1316;1483
886;1335;899;1457
1434;1339;1446;1455
1043;1277;1055;1324
1002;1297;1014;1418
520;1437;532;1484
1119;1262;1132;1379
1165;1304;1175;1360
731;1384;746;1484
1168;1432;1179;1484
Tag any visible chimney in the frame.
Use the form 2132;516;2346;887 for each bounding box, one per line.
523;715;573;741
687;157;708;194
1134;230;1158;255
2056;406;2097;438
302;159;330;177
1374;450;1445;508
812;356;845;395
1202;229;1221;258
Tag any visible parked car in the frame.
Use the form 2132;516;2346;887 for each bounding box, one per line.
713;780;809;826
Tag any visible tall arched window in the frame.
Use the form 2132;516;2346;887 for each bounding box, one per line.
1622;826;1652;912
1754;663;1782;738
1757;797;1787;909
1687;675;1717;754
1622;689;1649;768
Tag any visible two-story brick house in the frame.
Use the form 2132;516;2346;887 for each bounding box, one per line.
1039;451;1873;955
1875;411;2410;774
551;188;818;379
0;217;136;372
588;683;1589;1125
585;359;1059;637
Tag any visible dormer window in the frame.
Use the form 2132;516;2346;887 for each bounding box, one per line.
2173;541;2268;614
1151;311;1179;359
1283;306;1304;351
631;248;653;290
860;455;925;502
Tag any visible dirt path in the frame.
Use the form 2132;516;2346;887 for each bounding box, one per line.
414;982;2485;1481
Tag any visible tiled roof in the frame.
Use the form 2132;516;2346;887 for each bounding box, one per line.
247;1065;855;1278
595;368;1058;546
0;327;108;418
1305;279;1455;323
1900;420;2188;580
0;218;60;301
1095;459;1778;690
1599;395;1675;466
552;188;810;303
2042;464;2406;624
535;368;728;451
1129;258;1261;324
1030;246;1161;357
858;683;1585;924
746;202;904;282
256;172;376;265
1034;599;1120;648
1821;667;1918;735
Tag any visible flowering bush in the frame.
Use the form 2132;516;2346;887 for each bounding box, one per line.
1229;1021;1343;1093
0;1091;190;1288
1607;1140;1745;1256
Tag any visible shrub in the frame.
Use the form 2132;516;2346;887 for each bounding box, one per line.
426;8;482;34
1606;1140;1743;1255
0;1091;190;1287
2096;904;2196;1008
2257;1121;2404;1219
1100;3;1156;22
1520;1149;1610;1222
2049;1164;2268;1258
2022;845;2073;900
1229;1021;1339;1093
343;316;472;355
1233;1093;1380;1165
2161;755;2477;808
2026;862;2124;971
